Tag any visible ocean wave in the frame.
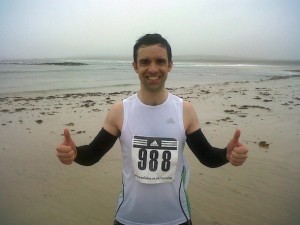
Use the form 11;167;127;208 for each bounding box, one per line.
267;74;300;80
174;62;261;67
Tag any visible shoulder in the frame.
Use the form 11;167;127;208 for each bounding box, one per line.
107;100;124;122
183;100;194;112
110;100;123;112
103;101;123;136
183;100;200;135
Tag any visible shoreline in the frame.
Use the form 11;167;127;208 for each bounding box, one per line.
1;77;300;225
0;73;298;97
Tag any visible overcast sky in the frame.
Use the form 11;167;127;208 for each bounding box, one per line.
1;0;300;60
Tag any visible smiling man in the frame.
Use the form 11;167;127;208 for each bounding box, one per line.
56;33;248;225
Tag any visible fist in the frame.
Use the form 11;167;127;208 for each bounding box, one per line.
56;129;77;165
226;129;248;166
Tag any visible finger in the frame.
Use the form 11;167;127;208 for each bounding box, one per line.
231;151;248;160
232;145;248;154
230;148;248;165
56;145;72;153
232;129;241;143
230;160;245;166
56;149;74;158
58;157;73;165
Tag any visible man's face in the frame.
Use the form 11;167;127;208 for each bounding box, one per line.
132;44;173;92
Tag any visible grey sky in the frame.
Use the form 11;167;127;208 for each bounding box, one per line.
1;0;300;60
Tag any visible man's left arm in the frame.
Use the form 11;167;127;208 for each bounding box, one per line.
186;128;248;167
184;101;248;167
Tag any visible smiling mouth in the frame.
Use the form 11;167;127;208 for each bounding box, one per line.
147;76;160;80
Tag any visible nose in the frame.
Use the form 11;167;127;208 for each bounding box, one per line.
148;62;159;74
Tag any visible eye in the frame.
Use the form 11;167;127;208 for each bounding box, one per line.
139;59;150;65
157;59;167;65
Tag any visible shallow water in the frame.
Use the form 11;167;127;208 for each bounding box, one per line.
1;58;300;95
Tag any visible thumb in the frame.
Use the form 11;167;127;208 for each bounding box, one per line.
64;128;71;142
232;129;241;143
63;128;75;149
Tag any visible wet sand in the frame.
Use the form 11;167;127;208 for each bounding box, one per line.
0;76;300;225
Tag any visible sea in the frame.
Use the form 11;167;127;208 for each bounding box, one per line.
0;57;300;96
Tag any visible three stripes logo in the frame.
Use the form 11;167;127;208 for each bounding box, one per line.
133;136;177;150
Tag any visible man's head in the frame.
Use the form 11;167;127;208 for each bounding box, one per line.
133;33;172;63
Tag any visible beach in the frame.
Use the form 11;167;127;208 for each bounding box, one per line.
0;74;300;225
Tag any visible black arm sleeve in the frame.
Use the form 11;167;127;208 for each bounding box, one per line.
74;128;118;166
186;129;229;168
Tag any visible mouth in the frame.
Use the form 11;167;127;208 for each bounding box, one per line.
147;76;160;81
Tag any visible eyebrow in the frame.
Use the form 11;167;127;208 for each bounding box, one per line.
138;58;168;64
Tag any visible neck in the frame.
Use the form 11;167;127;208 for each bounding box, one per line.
137;89;168;106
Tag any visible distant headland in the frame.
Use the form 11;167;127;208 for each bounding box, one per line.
0;61;88;66
37;62;88;66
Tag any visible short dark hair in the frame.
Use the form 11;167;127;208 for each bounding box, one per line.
133;33;172;63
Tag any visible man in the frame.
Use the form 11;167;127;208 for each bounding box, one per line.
56;33;248;225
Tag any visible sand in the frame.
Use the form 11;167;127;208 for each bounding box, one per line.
0;76;299;225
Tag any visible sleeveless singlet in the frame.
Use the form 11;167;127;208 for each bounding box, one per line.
116;93;191;225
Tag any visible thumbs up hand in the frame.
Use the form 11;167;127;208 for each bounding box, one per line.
226;129;248;166
56;129;77;165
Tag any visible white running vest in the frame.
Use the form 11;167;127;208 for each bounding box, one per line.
116;93;191;225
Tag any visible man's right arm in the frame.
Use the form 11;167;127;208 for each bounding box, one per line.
74;128;118;166
75;101;123;166
56;101;123;166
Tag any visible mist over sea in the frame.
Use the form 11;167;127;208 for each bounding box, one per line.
0;57;300;95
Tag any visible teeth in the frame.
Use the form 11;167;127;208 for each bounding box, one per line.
148;76;159;80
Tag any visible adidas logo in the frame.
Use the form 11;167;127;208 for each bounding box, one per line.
150;140;159;147
167;118;175;124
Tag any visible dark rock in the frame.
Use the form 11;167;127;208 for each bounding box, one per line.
35;120;43;124
259;141;269;149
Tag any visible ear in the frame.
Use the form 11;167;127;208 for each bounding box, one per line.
132;61;138;73
168;60;173;72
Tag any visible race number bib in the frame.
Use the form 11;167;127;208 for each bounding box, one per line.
132;136;178;184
